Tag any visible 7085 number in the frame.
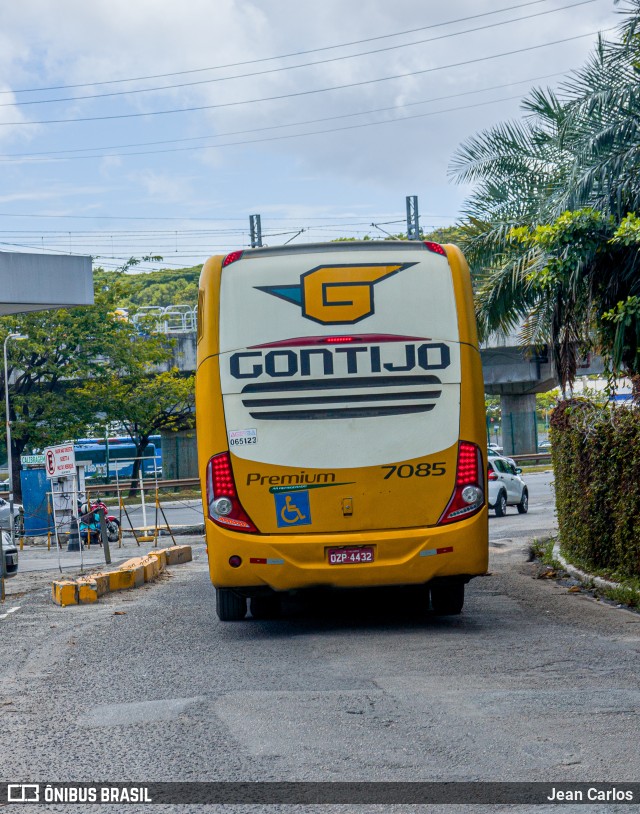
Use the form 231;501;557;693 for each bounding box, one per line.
381;462;446;479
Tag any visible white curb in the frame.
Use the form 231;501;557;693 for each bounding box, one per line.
552;540;622;591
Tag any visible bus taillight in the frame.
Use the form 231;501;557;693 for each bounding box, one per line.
424;241;447;256
222;250;244;267
437;441;484;525
206;452;257;533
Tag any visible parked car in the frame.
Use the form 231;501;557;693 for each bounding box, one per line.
487;456;529;516
2;530;18;577
488;443;503;454
0;496;22;535
538;440;552;450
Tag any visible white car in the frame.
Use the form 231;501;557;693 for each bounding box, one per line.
2;530;18;577
0;496;22;535
487;456;528;516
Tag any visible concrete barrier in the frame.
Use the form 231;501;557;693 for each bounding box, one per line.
51;580;78;607
166;545;192;565
51;546;192;607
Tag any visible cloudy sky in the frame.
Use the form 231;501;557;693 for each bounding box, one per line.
0;0;622;272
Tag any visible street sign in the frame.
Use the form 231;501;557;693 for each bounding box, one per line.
20;454;45;466
43;444;76;479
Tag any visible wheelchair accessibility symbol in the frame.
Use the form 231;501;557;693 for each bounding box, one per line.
275;490;311;528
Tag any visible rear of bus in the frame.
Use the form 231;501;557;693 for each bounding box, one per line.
196;241;488;620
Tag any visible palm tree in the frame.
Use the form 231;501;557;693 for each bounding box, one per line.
449;0;640;388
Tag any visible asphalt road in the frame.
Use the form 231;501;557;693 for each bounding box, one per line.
488;469;558;543
122;496;204;529
2;468;639;813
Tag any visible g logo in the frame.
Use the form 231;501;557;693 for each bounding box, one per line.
257;262;415;325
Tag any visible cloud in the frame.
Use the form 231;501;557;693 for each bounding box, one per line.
129;169;196;204
0;0;624;264
0;84;36;146
0;185;115;204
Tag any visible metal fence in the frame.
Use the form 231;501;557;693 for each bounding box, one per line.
131;305;197;334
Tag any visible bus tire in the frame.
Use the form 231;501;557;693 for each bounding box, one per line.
250;593;282;620
430;581;464;615
216;589;247;621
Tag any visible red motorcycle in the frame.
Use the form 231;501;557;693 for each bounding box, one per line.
79;499;121;544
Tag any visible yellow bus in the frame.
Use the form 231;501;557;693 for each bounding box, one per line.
196;241;487;620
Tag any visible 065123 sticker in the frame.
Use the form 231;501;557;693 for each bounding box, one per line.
228;428;257;447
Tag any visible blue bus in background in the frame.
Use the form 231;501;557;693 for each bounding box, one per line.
74;436;162;480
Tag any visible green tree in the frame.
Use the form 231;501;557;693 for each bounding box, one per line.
449;0;640;387
110;266;201;309
0;270;195;499
78;367;194;494
0;282;136;498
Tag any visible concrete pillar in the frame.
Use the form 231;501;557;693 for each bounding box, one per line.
500;393;537;455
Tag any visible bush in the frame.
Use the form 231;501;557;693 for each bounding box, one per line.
550;400;640;579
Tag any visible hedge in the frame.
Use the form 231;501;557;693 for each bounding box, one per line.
550;400;640;579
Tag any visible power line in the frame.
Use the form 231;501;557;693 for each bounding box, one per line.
0;213;456;222
1;0;595;108
0;228;250;235
0;28;612;127
0;91;557;163
0;70;570;159
1;0;556;95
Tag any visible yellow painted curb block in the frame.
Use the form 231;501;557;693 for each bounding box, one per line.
119;555;161;583
77;574;109;604
51;545;192;607
149;549;168;570
166;545;193;565
52;580;78;607
142;555;160;583
110;564;145;592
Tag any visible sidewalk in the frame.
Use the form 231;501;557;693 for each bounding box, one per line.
12;533;206;576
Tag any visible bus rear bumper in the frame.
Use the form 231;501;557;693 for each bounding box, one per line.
206;510;488;592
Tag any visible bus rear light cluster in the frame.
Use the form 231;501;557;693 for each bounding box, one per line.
206;452;257;532
424;241;447;256
456;442;478;485
250;333;425;349
222;250;244;267
438;441;484;525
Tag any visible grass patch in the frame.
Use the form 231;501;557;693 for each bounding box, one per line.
520;464;554;474
535;536;640;611
602;586;640;608
529;536;558;567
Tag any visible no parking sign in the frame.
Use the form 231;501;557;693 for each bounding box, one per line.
43;444;76;479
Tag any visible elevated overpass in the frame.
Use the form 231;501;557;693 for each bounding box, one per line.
481;328;603;453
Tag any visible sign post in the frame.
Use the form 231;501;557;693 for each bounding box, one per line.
44;445;82;552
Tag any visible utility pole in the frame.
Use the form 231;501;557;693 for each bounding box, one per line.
250;214;263;248
406;195;420;241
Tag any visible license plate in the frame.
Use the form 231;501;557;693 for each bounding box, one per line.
328;546;374;565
